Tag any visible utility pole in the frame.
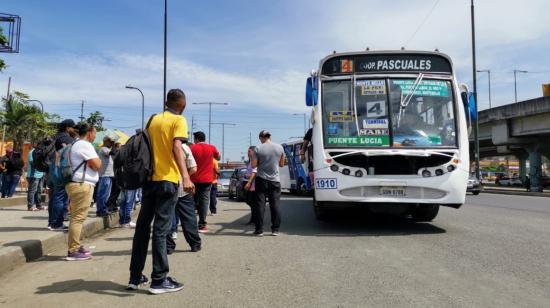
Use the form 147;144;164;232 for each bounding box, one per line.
476;69;492;109
513;69;528;103
6;76;11;98
190;115;196;138
79;100;85;122
125;85;145;130
471;0;480;180
249;132;252;147
163;0;168;110
211;122;236;168
192;102;229;143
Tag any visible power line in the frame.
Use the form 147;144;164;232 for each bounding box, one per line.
404;0;440;47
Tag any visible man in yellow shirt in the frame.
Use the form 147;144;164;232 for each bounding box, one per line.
128;89;194;295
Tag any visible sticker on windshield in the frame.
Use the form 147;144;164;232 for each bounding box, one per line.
366;101;387;117
341;59;353;73
357;80;386;96
362;118;388;128
327;123;339;135
359;129;388;136
392;80;449;97
329;111;355;122
316;178;337;189
327;136;390;147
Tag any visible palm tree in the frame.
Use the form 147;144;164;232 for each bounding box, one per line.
0;91;56;151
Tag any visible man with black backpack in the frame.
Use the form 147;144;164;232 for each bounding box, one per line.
127;89;193;295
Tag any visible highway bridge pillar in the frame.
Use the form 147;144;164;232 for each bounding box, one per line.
528;148;543;192
519;156;527;185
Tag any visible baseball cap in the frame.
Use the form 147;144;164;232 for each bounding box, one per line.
259;130;271;138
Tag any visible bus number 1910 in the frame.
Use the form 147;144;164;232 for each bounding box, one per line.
316;178;337;189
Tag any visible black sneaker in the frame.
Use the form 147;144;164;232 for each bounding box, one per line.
149;277;184;295
190;245;201;252
126;275;149;290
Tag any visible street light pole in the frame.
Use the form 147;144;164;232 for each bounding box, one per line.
25;99;43;113
513;69;528;103
471;0;481;180
125;85;145;130
192;102;228;143
163;0;168;110
211;122;236;168
476;69;491;109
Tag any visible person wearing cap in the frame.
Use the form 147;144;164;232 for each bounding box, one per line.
95;136;115;217
251;130;284;236
190;131;221;233
47;119;78;231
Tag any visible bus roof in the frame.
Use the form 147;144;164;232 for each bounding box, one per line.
319;50;454;76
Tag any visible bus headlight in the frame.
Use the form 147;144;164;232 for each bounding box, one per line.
435;169;444;176
342;168;351;176
421;169;431;177
447;165;456;172
330;165;339;172
355;170;363;177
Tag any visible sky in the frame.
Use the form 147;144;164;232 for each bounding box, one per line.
1;0;549;162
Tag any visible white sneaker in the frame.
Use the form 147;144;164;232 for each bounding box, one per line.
171;232;178;240
121;222;136;228
128;222;136;228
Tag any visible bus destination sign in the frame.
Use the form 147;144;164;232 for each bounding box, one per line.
322;53;452;75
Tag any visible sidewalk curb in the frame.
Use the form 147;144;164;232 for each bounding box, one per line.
482;189;549;198
0;207;139;277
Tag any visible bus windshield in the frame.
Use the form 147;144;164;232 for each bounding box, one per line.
322;78;456;148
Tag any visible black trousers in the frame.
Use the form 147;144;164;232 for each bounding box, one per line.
254;177;281;233
129;181;178;282
107;177;120;211
167;194;201;252
194;183;212;228
246;190;257;223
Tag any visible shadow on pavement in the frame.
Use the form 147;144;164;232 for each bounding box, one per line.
35;279;138;297
104;237;134;242
21;216;49;220
216;199;446;237
0;227;50;232
3;240;43;261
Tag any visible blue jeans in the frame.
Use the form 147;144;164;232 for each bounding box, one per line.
48;185;69;228
96;177;112;214
210;185;218;214
118;189;136;225
167;194;201;252
1;174;19;197
27;177;43;209
135;188;142;204
130;181;178;282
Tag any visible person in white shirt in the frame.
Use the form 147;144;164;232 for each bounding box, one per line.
65;122;101;261
167;143;201;254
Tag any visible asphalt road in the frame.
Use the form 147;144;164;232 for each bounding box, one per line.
0;193;549;307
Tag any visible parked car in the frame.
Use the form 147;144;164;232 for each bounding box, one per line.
228;168;248;201
467;175;482;195
216;169;234;197
496;176;522;186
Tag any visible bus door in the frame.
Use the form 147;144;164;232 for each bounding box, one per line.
282;144;297;187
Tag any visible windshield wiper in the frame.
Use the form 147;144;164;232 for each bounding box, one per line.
397;73;424;127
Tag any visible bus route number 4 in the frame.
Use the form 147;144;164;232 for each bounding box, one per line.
316;178;337;189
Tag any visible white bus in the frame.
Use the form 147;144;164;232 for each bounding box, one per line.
305;50;471;221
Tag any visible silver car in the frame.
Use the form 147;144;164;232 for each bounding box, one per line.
216;169;234;196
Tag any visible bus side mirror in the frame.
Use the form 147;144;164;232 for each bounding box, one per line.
305;77;318;106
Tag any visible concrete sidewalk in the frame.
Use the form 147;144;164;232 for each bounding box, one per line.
0;200;137;277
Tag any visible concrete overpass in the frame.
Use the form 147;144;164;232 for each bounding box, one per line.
470;96;550;191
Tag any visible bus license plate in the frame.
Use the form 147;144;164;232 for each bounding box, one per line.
380;187;406;197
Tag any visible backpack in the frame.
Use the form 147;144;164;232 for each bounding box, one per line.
32;138;55;173
114;115;155;190
50;140;87;187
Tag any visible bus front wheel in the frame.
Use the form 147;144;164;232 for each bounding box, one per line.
410;204;439;222
313;199;333;221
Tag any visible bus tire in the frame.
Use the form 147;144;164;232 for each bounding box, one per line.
472;191;480;195
313;201;333;221
410;204;439;222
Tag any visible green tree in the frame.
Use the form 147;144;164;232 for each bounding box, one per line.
0;26;7;71
86;111;105;132
0;91;58;151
